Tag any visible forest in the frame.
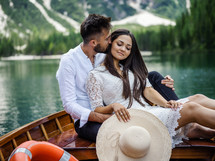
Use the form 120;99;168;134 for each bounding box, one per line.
134;0;215;54
0;0;214;56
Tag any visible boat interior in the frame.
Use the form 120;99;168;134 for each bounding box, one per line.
0;110;214;161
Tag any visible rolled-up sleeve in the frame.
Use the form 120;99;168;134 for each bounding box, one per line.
56;55;91;127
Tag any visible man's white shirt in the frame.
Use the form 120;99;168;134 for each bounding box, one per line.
56;44;105;127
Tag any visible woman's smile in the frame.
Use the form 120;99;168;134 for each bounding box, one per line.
117;51;125;56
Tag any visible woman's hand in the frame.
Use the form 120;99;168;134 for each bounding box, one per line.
111;103;130;122
165;100;182;110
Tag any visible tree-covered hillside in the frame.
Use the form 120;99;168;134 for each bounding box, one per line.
24;0;215;56
149;0;186;20
0;0;189;56
0;0;186;37
133;0;215;53
175;0;215;52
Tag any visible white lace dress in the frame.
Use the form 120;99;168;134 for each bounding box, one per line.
86;65;191;148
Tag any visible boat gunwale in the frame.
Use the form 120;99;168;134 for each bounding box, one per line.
0;110;70;147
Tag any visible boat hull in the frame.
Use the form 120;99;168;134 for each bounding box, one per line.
0;110;215;161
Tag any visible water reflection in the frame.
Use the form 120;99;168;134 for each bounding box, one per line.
0;60;62;136
0;53;215;136
145;53;215;98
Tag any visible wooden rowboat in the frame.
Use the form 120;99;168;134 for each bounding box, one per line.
0;110;215;161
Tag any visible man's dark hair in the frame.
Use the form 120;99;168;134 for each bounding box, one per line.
80;14;111;44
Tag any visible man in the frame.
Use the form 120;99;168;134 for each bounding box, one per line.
56;14;178;142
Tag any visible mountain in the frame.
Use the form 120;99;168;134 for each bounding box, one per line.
0;0;188;52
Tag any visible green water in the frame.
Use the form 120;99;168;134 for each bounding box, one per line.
0;53;215;136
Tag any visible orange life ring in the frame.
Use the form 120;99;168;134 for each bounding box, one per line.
8;140;78;161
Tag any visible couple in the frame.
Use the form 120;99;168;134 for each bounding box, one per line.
86;28;215;147
56;14;215;148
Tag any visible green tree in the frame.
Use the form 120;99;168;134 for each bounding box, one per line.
0;36;15;57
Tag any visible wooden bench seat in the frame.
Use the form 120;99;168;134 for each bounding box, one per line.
47;128;215;161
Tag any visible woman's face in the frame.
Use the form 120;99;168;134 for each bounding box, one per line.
111;35;132;61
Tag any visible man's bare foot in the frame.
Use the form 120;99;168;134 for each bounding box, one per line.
186;123;215;139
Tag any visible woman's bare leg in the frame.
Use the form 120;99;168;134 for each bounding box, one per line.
177;101;215;130
186;123;215;139
188;94;215;110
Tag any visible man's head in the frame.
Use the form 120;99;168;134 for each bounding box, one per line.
80;14;112;53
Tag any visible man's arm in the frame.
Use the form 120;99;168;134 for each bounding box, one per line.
56;55;94;127
88;111;111;123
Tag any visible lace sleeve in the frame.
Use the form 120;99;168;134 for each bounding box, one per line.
86;72;104;111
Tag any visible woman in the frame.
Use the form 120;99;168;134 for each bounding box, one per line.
86;29;215;147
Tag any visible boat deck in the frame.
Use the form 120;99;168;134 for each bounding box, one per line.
49;128;215;161
0;110;215;161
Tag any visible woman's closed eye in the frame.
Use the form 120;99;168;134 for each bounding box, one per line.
126;47;131;51
117;42;122;47
117;43;131;51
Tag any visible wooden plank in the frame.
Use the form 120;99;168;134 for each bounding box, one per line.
171;147;215;159
0;149;5;161
58;115;74;131
0;141;14;161
29;126;46;141
64;146;215;161
63;138;215;160
26;131;32;140
40;124;49;140
55;118;63;133
65;137;93;148
43;119;60;138
15;133;28;147
186;139;215;147
64;148;97;160
48;129;78;147
12;139;17;148
88;143;96;147
212;153;215;161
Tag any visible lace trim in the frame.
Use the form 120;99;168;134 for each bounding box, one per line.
165;106;191;148
86;72;104;110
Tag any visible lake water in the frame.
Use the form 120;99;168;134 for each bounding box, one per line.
0;53;215;136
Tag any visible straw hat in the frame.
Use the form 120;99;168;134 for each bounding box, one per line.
96;109;172;161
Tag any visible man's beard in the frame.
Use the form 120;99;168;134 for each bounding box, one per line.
94;44;108;53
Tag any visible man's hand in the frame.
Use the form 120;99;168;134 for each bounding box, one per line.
161;75;175;90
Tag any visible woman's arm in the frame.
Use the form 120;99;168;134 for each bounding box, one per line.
144;87;167;107
94;103;130;122
144;87;181;109
86;72;130;121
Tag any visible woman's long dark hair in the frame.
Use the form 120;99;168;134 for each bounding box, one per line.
104;29;148;108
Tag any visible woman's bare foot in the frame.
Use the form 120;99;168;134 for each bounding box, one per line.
186;123;215;139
